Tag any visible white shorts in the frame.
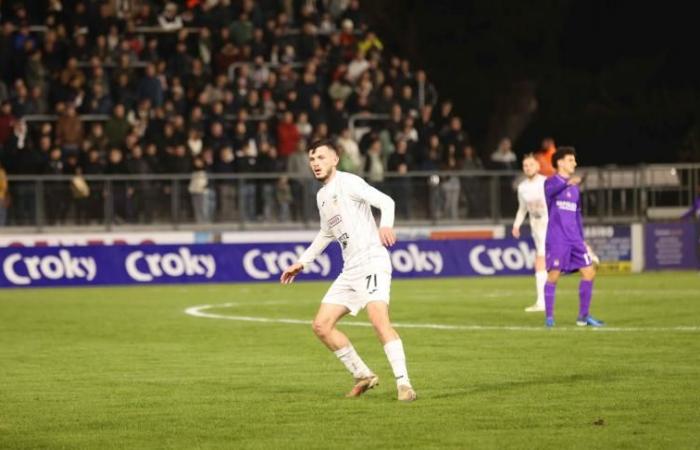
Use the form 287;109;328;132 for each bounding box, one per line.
532;224;547;257
322;258;392;316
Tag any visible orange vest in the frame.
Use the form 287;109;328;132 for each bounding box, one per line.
536;148;556;177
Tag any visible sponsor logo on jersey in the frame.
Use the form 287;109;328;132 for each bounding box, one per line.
242;246;331;280
328;215;342;228
469;242;536;275
555;200;577;212
390;244;443;274
125;247;216;282
2;250;97;285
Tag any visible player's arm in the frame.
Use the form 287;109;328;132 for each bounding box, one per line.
350;177;396;247
512;189;527;238
280;227;333;284
544;176;568;200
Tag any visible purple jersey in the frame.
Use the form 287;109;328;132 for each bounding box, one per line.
544;174;585;245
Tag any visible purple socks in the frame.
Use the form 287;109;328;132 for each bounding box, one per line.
544;282;557;320
579;280;593;319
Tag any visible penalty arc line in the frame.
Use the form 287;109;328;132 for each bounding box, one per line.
184;303;700;333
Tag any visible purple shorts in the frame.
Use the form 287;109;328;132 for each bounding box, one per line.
546;242;592;273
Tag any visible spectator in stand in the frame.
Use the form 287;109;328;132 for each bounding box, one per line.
296;111;313;141
55;104;84;156
419;143;443;220
535;136;557;177
358;31;383;54
490;137;517;170
137;63;164;108
0;161;7;226
396;116;419;144
328;98;349;135
287;138;313;221
257;142;284;221
434;99;454;132
0;100;15;149
28;85;49;115
125;144;154;223
441;116;469;151
339;19;357;61
346;51;370;84
236;142;258;221
45;146;68;225
189;156;213;223
81;148;105;223
3;120;39;224
276;175;293;222
415;70;438;108
337;128;362;174
364;138;385;189
387;139;413;219
490;137;518;215
214;146;237;221
441;155;461;220
158;2;183;31
83;83;113;115
277;111;300;158
307;94;327;127
230;12;254;46
399;85;418;118
105;103;131;149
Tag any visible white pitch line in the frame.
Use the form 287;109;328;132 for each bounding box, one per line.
184;303;700;333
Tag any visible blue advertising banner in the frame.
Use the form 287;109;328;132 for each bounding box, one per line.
644;222;699;270
0;238;539;288
584;225;632;272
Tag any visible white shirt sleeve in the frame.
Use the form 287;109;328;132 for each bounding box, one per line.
348;175;395;227
298;228;334;267
513;187;528;229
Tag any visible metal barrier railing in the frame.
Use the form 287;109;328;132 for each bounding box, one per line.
3;165;698;231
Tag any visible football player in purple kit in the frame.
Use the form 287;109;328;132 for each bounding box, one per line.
543;147;605;327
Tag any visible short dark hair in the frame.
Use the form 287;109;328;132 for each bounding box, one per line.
308;139;339;155
552;146;576;169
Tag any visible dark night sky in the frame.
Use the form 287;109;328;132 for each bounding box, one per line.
364;0;700;165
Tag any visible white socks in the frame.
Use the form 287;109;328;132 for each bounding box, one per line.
384;339;411;387
536;271;547;307
334;345;373;379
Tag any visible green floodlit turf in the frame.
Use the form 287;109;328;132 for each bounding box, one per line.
1;272;700;449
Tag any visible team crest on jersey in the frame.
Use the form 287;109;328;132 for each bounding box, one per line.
553;259;560;266
328;214;342;228
332;194;339;205
337;233;349;249
566;191;572;198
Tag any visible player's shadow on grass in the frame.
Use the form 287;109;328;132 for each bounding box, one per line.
431;371;621;399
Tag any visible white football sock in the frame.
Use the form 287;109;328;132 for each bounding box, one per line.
383;339;411;387
334;345;373;379
536;271;547;307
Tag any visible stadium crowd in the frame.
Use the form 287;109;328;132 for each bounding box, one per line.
0;0;521;226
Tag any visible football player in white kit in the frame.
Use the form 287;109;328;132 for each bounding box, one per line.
280;140;416;402
512;154;548;312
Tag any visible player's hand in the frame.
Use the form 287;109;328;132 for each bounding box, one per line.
511;226;520;239
567;176;583;185
280;262;303;284
379;227;396;247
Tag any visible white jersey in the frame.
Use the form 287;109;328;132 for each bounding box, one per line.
299;171;394;270
513;174;548;230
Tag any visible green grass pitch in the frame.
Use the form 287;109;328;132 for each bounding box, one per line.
1;272;699;449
